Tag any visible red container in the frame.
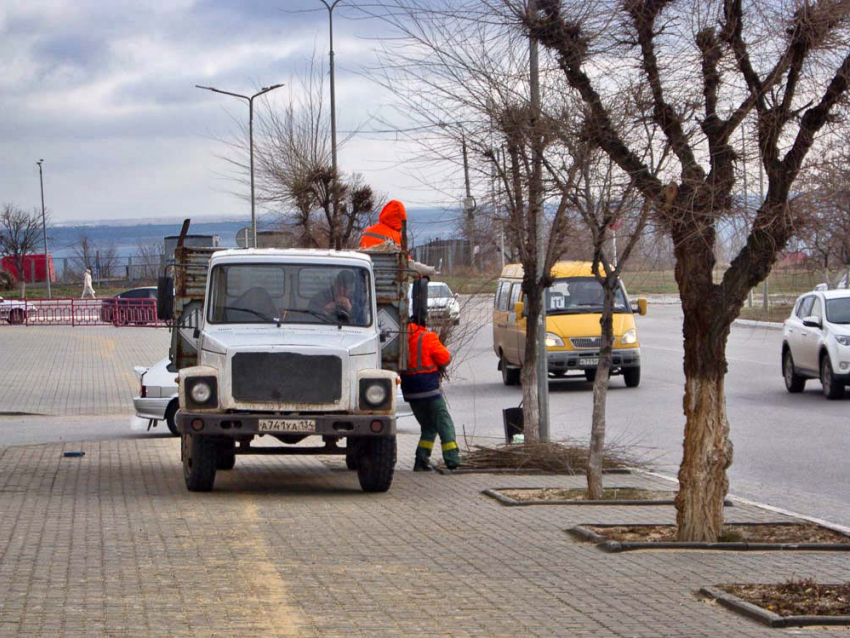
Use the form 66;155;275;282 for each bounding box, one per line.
1;254;55;284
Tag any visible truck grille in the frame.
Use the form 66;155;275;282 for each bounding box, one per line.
570;337;601;349
231;353;342;404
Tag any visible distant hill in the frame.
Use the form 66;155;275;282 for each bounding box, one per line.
49;208;463;256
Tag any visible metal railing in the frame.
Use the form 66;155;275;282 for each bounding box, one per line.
1;298;167;327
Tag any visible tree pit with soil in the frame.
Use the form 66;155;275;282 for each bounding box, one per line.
701;579;850;627
570;522;850;552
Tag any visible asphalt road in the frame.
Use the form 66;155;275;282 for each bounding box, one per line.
447;300;850;529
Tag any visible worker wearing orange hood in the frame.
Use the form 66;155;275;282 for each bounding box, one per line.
360;200;407;249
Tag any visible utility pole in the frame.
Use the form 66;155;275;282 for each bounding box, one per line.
196;83;284;247
320;0;342;246
741;124;753;308
529;0;550;442
36;159;51;299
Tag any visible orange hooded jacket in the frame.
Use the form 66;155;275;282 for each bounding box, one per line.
360;200;406;249
400;322;451;400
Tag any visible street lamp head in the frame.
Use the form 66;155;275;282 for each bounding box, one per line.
37;159;44;165
261;83;284;92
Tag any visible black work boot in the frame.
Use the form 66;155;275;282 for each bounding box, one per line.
413;459;433;472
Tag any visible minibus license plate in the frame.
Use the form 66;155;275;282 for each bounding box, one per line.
259;419;316;432
579;357;599;367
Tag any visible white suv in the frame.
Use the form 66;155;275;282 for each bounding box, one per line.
782;289;850;399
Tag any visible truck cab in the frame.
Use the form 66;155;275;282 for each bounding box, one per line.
168;246;409;493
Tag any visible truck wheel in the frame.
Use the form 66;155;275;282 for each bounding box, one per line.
357;436;396;492
216;440;236;471
345;451;359;470
182;432;217;491
165;400;180;437
623;367;641;388
584;369;596;383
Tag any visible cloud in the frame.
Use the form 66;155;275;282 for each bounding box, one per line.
0;1;452;223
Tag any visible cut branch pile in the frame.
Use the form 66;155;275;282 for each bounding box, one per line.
460;440;647;474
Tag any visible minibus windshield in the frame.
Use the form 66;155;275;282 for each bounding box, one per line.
545;277;628;313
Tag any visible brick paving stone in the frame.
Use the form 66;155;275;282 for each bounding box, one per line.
0;435;848;637
0;326;169;416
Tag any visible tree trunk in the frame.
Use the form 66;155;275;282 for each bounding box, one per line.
587;281;616;499
521;286;542;443
674;308;734;542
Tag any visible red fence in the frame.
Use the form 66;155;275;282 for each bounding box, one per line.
1;298;167;327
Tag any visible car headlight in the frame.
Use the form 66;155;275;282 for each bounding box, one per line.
360;378;392;410
545;332;564;347
836;335;850;346
620;329;637;345
190;381;212;404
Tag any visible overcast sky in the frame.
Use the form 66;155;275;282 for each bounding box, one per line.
1;1;453;225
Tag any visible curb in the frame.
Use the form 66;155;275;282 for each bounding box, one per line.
566;523;850;553
482;488;733;507
734;318;784;330
699;586;850;628
434;466;633;476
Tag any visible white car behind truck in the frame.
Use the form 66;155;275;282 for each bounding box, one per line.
159;225;421;493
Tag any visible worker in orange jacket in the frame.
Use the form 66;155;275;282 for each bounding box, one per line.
400;318;461;471
360;200;406;249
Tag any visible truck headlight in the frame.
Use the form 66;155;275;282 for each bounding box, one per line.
360;378;392;410
186;376;218;408
545;332;564;347
191;382;212;404
621;329;637;345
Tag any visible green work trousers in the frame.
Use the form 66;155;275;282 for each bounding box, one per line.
409;395;461;466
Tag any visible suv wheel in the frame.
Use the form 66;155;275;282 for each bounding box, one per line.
783;350;806;393
500;353;520;386
182;432;217;491
357;436;396;492
9;309;24;325
820;354;845;400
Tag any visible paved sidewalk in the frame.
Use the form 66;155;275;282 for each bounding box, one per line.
0;435;847;637
0;326;169;416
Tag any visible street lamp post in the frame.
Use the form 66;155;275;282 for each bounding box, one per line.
320;0;343;231
36;159;51;299
196;83;284;247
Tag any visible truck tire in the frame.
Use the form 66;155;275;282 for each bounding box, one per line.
623;366;641;388
357;436;396;493
216;440;236;471
182;432;217;491
165;400;180;437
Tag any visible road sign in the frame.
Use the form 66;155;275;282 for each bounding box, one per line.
236;227;254;248
377;308;400;351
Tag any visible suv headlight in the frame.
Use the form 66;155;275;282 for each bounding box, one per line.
620;329;637;345
185;376;218;408
360;378;392;410
545;332;564;347
836;335;850;346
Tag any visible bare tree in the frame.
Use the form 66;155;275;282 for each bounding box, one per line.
135;239;165;281
222;54;379;249
67;234;119;284
0;204;43;297
518;0;850;540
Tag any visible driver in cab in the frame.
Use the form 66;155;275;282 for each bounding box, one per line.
308;270;358;322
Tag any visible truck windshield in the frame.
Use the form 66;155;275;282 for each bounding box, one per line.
546;277;628;313
208;263;373;327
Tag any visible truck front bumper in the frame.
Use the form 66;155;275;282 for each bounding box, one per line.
176;412;396;437
548;348;641;373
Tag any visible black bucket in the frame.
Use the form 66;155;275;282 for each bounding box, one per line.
502;407;524;444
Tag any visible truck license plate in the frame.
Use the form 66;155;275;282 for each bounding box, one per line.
579;357;599;367
258;419;316;432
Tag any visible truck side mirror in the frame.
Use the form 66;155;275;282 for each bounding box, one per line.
411;277;429;325
157;275;174;321
514;301;525;318
636;298;648;316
